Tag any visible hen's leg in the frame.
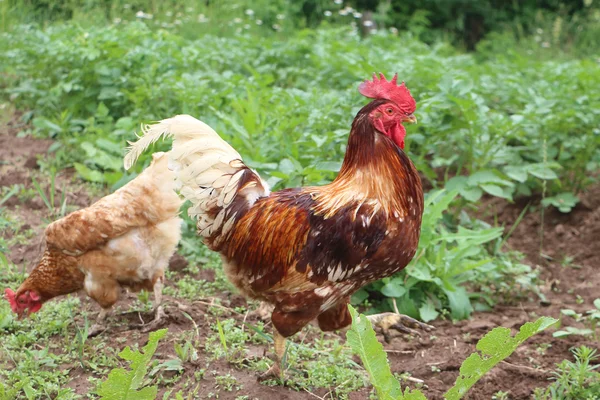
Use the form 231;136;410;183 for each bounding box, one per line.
87;277;119;337
141;275;166;333
258;330;286;381
367;312;434;342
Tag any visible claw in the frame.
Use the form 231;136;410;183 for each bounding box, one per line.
367;312;434;342
257;362;282;383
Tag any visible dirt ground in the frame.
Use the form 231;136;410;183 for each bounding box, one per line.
1;117;599;400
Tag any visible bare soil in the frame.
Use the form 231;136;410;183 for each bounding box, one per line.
1;118;598;399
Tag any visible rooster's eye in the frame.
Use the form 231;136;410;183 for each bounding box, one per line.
385;108;394;115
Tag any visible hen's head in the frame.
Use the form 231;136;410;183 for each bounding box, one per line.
359;73;417;149
4;288;42;319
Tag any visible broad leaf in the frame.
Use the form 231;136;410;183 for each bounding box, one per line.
97;329;168;400
444;317;558;399
346;306;426;400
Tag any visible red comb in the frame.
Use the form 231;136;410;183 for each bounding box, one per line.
4;288;17;313
358;73;416;112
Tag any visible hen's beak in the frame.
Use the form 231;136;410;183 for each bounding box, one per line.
402;114;417;124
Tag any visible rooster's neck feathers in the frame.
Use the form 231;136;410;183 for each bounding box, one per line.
314;101;422;219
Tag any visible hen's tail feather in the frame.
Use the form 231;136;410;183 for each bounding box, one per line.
123;114;269;248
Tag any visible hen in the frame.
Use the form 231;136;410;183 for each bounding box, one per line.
124;73;430;377
5;152;183;335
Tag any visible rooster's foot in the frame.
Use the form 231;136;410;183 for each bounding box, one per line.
367;312;434;342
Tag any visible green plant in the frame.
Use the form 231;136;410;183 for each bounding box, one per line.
347;305;557;399
491;391;510;400
75;317;90;367
554;299;600;340
97;328;168;400
444;316;558;399
358;189;537;321
533;346;600;400
215;373;240;392
173;337;199;364
542;192;580;213
0;185;19;208
31;169;67;219
346;305;426;400
205;318;266;365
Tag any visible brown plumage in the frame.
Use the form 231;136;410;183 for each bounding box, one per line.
124;73;429;378
5;153;183;335
217;99;423;340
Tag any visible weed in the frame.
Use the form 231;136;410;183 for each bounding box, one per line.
75;317;90;367
492;391;510;400
560;255;582;269
97;329;168;400
173;334;199;364
362;190;538;320
533;346;600;399
31;169;67;220
536;343;552;356
554;299;600;340
205;318;266;365
347;305;557;399
215;373;240;392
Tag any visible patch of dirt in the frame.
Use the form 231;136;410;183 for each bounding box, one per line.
402;187;600;400
0;117;96;267
2;117;599;399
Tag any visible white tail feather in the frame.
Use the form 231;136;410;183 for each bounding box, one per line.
123;114;269;243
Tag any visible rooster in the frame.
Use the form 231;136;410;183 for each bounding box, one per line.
4;153;183;336
124;73;431;378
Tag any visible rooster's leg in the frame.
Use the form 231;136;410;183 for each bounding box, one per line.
88;307;111;337
366;312;434;342
140;276;166;333
258;330;286;382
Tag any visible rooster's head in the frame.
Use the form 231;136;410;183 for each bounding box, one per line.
359;73;416;149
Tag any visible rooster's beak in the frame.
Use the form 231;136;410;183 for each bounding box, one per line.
402;114;417;124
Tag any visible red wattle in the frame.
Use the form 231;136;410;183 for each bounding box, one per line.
390;123;406;149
